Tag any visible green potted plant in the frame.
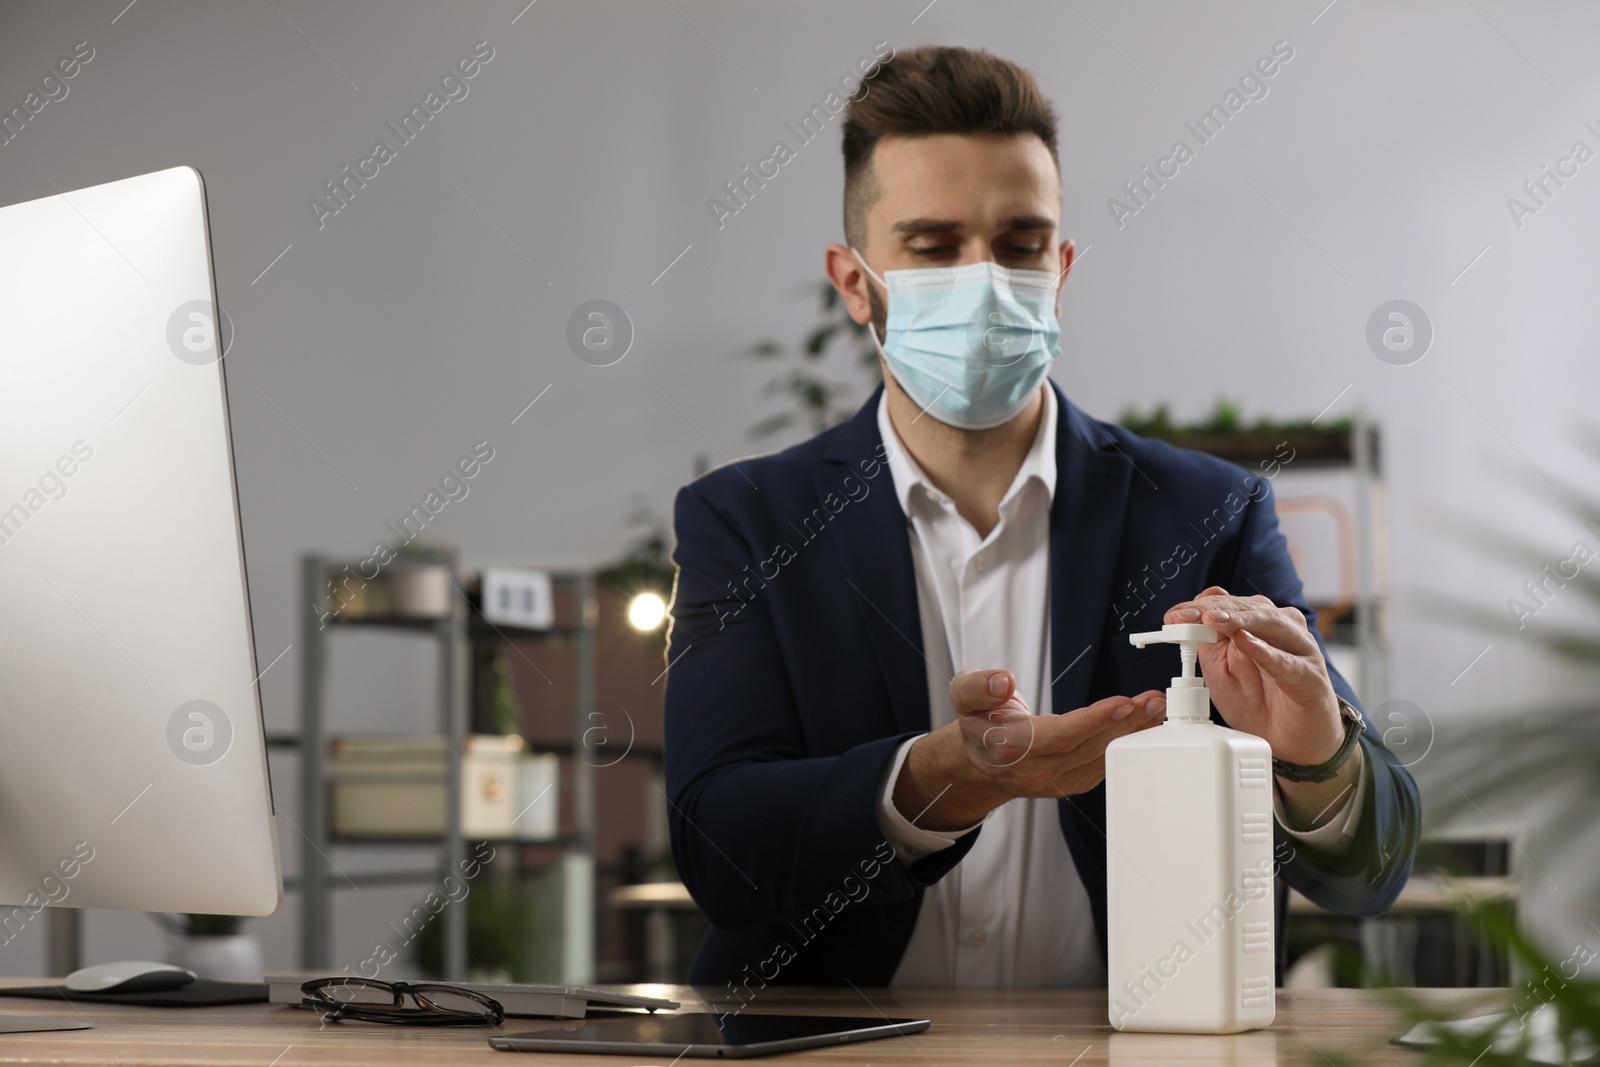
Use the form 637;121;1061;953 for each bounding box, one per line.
1118;396;1358;466
741;280;880;440
1315;432;1600;1064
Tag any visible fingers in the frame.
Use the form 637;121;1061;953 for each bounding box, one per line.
1201;605;1320;658
1163;591;1320;659
1094;696;1164;739
1029;691;1168;796
957;689;1171;799
1045;714;1163;783
1218;627;1332;710
1164;586;1256;622
1037;690;1166;755
950;668;1018;717
958;684;1162;783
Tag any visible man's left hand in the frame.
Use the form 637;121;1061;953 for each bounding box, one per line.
1164;586;1343;765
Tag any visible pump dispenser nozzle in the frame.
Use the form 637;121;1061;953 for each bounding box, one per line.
1128;623;1219;722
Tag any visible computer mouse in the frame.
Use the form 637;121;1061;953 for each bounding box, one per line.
63;961;197;994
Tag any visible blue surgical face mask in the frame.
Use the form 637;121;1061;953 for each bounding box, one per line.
852;248;1061;431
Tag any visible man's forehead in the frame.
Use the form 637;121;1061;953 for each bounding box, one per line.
868;133;1061;228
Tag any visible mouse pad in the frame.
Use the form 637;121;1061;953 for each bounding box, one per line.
0;980;269;1007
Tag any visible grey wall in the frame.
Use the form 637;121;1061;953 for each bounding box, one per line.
3;0;1598;973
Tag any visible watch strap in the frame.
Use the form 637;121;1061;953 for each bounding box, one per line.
1272;699;1364;783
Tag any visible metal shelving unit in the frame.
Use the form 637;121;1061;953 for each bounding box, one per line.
291;554;597;982
1153;420;1390;709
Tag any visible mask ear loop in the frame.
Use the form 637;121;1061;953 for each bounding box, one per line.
850;247;891;358
849;246;888;289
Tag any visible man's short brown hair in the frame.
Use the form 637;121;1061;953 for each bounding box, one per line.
841;46;1060;249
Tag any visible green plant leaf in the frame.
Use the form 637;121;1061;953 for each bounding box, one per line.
804;323;839;356
749;412;796;438
737;281;883;439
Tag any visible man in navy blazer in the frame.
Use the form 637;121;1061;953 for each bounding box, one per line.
663;45;1418;992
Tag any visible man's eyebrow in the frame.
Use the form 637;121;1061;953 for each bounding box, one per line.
889;215;1057;235
890;218;962;235
999;215;1056;231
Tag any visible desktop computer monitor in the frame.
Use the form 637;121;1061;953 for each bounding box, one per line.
0;167;281;920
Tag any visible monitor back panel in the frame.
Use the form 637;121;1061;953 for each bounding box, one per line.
0;166;280;915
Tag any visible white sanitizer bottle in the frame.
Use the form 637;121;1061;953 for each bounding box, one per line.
1104;623;1276;1033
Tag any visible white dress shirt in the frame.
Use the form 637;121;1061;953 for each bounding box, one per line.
872;384;1367;988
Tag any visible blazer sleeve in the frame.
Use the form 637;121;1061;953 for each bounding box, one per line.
663;481;977;932
1222;482;1420;917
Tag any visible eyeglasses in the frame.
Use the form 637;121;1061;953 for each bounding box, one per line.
300;977;505;1027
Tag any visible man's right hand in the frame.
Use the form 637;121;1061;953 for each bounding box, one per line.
892;669;1167;832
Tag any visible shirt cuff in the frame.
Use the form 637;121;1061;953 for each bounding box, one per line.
874;736;986;862
1273;746;1368;853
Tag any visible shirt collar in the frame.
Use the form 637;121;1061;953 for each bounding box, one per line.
876;383;1058;518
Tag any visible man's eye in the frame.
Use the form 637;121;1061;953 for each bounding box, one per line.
909;244;956;260
1002;245;1048;257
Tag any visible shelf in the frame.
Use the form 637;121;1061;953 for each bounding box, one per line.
321;614;452;631
469;616;584;640
264;734;660;763
1134;425;1380;471
513;740;665;763
1290;875;1516;916
329;832;583;848
282;869;441;890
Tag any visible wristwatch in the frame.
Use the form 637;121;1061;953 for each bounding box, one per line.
1271;697;1365;783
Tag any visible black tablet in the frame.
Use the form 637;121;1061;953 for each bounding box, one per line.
488;1012;930;1058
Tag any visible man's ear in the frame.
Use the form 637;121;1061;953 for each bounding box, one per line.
824;242;876;327
1054;238;1075;318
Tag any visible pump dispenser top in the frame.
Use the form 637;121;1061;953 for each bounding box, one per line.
1128;623;1218;722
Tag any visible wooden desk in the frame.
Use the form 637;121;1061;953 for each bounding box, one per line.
0;982;1508;1065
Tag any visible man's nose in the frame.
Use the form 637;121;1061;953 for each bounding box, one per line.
955;240;996;267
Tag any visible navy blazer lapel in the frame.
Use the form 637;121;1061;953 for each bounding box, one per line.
1047;380;1137;716
817;387;931;736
